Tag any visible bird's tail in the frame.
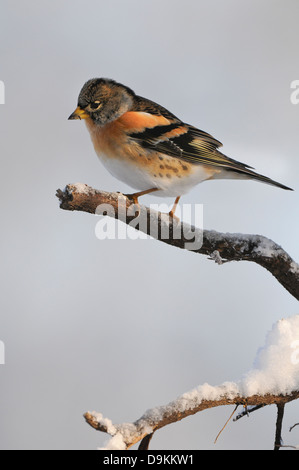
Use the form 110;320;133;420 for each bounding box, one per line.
228;167;293;191
212;150;293;190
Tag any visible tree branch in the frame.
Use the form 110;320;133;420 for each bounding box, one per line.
56;183;299;300
233;404;266;421
274;404;285;451
83;389;299;450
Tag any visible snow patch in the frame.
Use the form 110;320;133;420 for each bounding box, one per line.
240;316;299;396
70;183;92;195
252;237;278;258
290;261;299;275
99;433;127;451
91;412;117;435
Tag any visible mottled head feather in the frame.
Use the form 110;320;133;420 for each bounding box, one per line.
77;78;135;125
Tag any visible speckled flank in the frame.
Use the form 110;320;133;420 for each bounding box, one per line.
140;152;193;179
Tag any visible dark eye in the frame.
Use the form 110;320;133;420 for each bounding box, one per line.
90;101;101;110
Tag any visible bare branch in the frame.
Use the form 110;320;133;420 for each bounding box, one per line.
138;433;154;450
290;423;299;433
274;404;285;451
233;404;266;421
56;184;299;300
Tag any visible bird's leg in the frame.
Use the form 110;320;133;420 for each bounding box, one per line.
125;187;159;205
124;188;159;217
169;196;181;220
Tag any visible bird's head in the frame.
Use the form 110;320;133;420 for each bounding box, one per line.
68;78;135;125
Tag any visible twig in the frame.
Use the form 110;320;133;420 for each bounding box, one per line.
233;404;266;421
138;433;154;450
274;404;285;451
289;423;299;433
214;405;238;444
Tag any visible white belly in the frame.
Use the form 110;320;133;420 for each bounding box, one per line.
96;150;217;197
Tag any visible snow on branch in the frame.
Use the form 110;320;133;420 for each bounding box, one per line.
83;316;299;450
56;183;299;300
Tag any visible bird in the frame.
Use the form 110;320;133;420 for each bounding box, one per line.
68;78;292;216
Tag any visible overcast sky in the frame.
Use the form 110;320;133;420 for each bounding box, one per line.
0;0;298;450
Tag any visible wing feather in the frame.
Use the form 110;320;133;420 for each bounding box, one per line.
125;96;292;191
128;99;254;171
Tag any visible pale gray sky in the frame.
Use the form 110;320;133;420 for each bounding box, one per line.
0;0;298;450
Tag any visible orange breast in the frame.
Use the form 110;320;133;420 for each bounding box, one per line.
85;118;124;158
85;111;172;160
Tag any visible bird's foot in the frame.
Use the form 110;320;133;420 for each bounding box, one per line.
168;210;180;224
124;193;141;217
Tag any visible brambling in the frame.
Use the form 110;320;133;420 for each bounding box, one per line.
69;78;292;216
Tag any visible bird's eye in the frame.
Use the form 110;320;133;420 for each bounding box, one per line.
90;101;101;110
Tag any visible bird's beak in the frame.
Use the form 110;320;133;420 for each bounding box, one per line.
68;106;89;120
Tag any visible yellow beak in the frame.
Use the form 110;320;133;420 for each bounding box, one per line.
68;106;89;120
